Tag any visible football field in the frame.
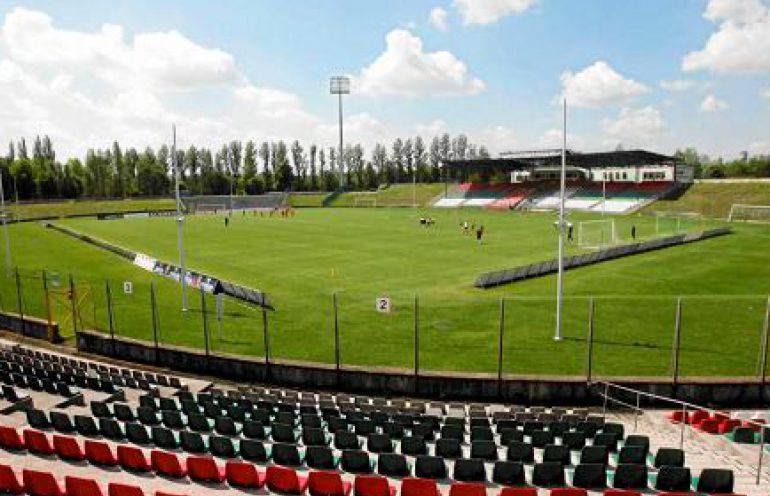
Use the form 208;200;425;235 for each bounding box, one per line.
2;207;769;378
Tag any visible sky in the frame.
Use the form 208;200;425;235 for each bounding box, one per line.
0;0;768;160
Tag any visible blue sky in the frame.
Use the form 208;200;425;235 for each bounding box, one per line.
0;0;768;159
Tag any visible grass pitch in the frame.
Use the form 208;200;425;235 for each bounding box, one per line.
2;206;769;378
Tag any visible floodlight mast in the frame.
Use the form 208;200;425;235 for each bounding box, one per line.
173;124;188;312
330;76;350;189
0;169;11;277
554;99;567;342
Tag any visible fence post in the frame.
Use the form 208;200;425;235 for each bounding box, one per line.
333;292;340;375
68;274;77;336
586;297;595;383
602;382;609;419
150;281;159;364
106;280;115;356
634;392;640;432
262;307;270;375
200;287;209;358
758;431;765;485
672;296;683;388
413;294;419;391
759;296;770;402
497;297;505;396
679;403;686;449
42;270;53;342
14;267;25;337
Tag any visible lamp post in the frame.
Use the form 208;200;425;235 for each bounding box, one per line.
555;99;567;341
172;124;188;311
0;169;11;277
330;76;350;188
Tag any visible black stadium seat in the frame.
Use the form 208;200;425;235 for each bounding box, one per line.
305;446;336;469
414;455;447;479
453;458;486;482
492;461;525;486
655;466;691;492
532;462;565;487
697;468;734;494
377;453;409;477
613;463;648;490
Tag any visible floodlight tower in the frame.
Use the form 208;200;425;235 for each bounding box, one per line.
330;76;350;188
554;99;567;342
0;169;11;277
172;124;188;312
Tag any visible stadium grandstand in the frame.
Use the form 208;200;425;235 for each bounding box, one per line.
0;338;766;496
436;150;689;214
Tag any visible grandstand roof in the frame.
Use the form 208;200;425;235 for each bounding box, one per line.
444;149;677;172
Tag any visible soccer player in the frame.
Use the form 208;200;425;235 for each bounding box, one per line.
631;225;637;240
225;216;229;228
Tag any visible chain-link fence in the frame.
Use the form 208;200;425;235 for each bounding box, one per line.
1;266;768;381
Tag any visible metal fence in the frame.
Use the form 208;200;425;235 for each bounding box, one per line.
1;266;769;381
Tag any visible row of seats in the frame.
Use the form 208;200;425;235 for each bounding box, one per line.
0;424;718;493
668;410;768;445
0;464;184;496
10;346;184;390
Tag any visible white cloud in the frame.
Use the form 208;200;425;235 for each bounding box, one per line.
429;7;450;32
700;93;729;111
762;87;770;98
602;106;666;145
355;29;485;97
415;119;448;136
471;126;518;154
453;0;537;25
704;0;767;24
0;7;340;158
558;61;649;108
749;139;770;154
683;0;770;74
535;128;585;150
659;79;698;92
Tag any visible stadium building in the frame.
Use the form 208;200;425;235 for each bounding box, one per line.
438;149;693;213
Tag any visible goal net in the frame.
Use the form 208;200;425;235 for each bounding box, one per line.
728;204;770;223
194;203;228;214
578;219;617;249
353;197;377;208
654;211;702;234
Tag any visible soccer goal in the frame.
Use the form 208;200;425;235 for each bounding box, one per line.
654;211;702;234
578;219;617;249
195;203;228;214
353;197;377;208
728;204;770;223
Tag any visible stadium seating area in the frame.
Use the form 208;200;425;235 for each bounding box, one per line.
666;409;769;448
435;182;677;214
0;338;765;495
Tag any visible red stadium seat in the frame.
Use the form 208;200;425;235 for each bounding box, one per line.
308;471;352;496
187;456;226;483
22;469;65;496
697;419;720;434
117;445;151;472
155;492;188;496
550;489;587;496
499;489;538;496
656;493;699;496
107;483;145;496
225;460;264;488
52;434;85;461
718;419;742;434
150;450;187;478
23;429;54;455
65;476;105;496
353;475;396;496
266;465;308;494
742;419;766;432
0;426;25;450
688;410;709;425
0;463;24;494
401;477;440;496
604;490;642;496
666;411;686;423
711;412;730;423
449;482;488;496
85;440;118;466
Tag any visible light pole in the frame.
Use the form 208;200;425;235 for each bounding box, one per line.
172;124;188;311
0;169;11;277
554;99;567;342
330;76;350;189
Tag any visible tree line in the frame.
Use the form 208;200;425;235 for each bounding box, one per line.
674;148;770;179
0;134;490;201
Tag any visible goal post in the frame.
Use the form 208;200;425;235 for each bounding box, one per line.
728;204;770;223
194;203;228;214
577;219;617;249
654;211;703;234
